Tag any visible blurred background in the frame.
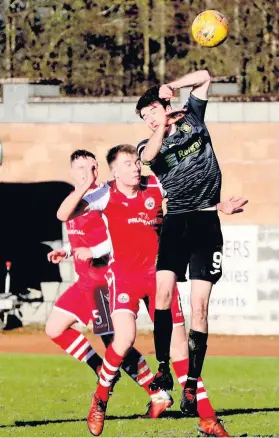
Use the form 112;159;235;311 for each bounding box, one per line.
0;0;278;336
0;0;278;96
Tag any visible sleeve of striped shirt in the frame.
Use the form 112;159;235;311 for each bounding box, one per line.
137;139;155;166
154;176;167;198
137;139;147;158
83;184;110;211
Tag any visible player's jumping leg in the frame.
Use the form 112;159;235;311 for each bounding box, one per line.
180;280;211;415
94;284;172;411
100;331;172;417
100;333;121;395
171;324;215;417
45;309;102;375
178;281;229;437
171;325;230;436
121;347;173;418
87;312;135;436
87;311;172;436
150;270;176;390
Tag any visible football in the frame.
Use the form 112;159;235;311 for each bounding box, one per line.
192;10;229;47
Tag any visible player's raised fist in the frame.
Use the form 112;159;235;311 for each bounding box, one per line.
47;249;67;264
159;84;175;100
81;161;96;190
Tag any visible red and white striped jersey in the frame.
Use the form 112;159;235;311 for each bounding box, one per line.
83;175;164;276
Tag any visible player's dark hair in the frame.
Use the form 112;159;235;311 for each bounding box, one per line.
106;144;138;168
136;85;170;118
70;149;96;163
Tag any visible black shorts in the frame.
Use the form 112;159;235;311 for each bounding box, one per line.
156;211;223;284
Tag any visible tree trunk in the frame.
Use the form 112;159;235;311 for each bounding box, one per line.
10;13;15;77
158;0;165;84
266;1;278;93
261;2;273;92
0;0;5;21
5;13;11;77
139;0;150;81
234;0;240;39
233;0;241;77
116;2;124;95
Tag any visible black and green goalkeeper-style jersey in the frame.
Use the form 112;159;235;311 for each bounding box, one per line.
137;93;222;215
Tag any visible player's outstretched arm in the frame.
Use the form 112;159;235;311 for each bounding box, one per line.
217;196;249;215
57;188;89;222
165;69;211;101
57;184;110;223
141;122;166;164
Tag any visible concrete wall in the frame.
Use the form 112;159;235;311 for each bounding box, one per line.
0;80;279;124
1;123;278;225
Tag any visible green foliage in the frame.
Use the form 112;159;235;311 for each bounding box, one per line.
0;0;278;96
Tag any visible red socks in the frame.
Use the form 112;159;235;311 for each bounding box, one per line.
172;358;216;420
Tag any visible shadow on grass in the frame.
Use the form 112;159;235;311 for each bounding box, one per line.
217;407;279;417
0;407;279;429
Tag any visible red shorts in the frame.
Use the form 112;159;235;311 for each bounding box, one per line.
54;275;113;335
107;268;184;326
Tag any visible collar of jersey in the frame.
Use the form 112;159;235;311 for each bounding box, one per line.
163;124;177;141
113;182;138;200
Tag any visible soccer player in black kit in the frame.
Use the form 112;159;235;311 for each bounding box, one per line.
136;70;247;435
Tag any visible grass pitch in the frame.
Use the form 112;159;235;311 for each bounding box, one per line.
0;354;278;437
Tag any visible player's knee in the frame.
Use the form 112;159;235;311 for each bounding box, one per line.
156;288;173;309
191;305;208;325
156;271;176;309
45;322;62;339
112;312;136;355
113;340;134;357
113;333;135;356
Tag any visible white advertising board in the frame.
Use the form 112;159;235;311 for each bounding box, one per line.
177;225;258;316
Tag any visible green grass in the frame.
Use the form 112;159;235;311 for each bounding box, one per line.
0;354;278;437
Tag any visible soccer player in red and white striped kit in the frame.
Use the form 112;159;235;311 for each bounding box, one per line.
46;149;173;420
